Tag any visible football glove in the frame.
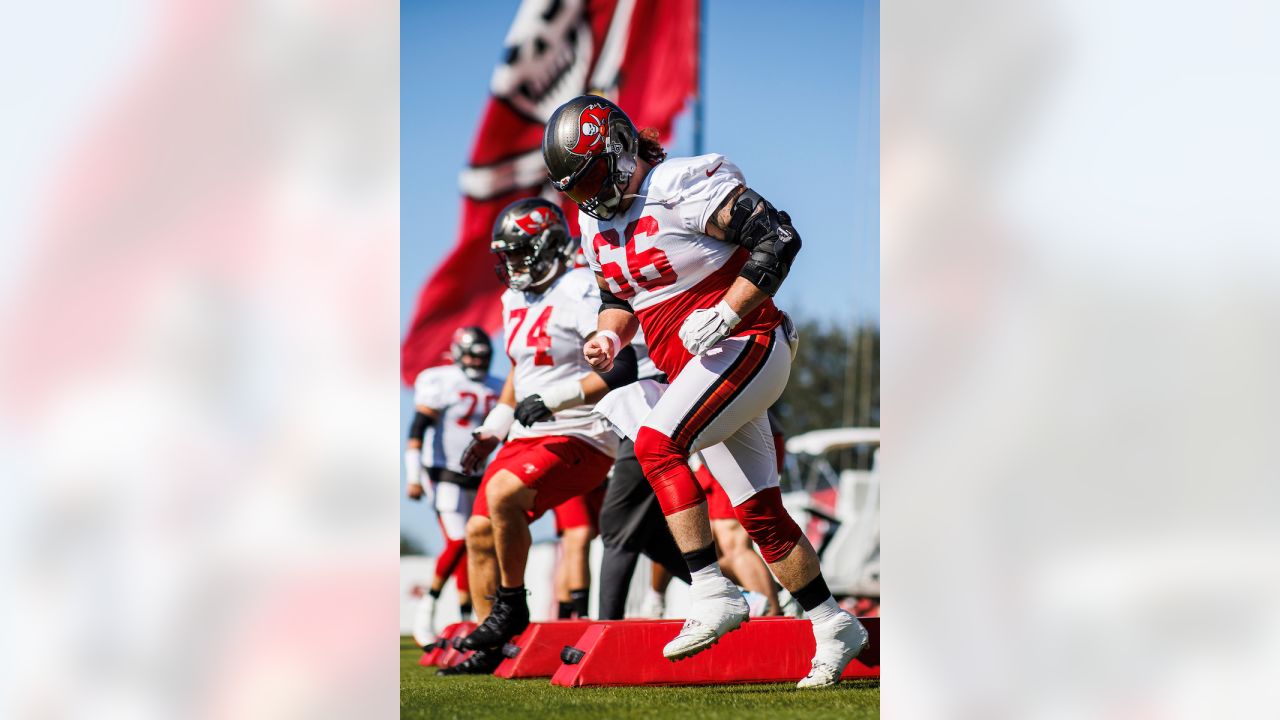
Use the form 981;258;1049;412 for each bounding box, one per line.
514;395;555;425
679;300;741;356
515;381;585;425
461;431;500;476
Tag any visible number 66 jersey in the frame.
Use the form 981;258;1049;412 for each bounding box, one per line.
501;266;619;458
578;153;783;381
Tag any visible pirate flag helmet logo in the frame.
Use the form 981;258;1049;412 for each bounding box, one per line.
568;103;612;157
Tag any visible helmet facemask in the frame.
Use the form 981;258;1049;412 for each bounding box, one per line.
450;328;493;380
457;350;491;380
492;226;570;291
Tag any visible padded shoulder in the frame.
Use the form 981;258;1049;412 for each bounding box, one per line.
644;153;744;203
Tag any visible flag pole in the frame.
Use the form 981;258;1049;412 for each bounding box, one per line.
693;0;706;155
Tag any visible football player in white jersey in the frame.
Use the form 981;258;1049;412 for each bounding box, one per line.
544;95;867;688
444;198;638;675
404;327;502;647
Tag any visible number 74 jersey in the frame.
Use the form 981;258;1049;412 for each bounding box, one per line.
501;266;619;456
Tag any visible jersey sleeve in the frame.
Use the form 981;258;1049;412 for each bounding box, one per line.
578;229;602;273
413;368;449;410
673;154;746;234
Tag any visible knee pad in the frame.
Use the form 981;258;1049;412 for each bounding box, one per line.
634;426;705;515
733;487;802;563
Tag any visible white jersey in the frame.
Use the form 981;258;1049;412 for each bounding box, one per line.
579;154;783;380
501;267;619;457
414;365;503;474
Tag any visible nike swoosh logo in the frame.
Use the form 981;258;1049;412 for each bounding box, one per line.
706;162;723;176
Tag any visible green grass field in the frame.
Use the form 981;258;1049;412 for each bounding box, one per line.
401;636;879;719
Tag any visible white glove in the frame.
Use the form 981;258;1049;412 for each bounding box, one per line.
679;300;741;356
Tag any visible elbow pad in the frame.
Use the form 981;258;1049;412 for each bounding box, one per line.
596;344;638;390
408;411;433;442
725;189;802;296
599;286;634;314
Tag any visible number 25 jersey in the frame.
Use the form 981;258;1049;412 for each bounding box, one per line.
501;267;619;457
414;364;503;475
578;153;783;381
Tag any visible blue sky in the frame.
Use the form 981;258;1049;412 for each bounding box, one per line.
401;0;879;552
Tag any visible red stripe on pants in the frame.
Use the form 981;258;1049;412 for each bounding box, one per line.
672;333;772;449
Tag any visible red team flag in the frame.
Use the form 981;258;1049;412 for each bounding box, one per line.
401;0;698;385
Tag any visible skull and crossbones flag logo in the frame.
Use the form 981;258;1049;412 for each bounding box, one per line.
402;0;697;384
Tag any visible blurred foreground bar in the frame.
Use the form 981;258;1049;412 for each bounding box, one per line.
1;2;400;718
884;0;1280;717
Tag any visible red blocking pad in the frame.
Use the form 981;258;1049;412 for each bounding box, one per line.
434;621;478;669
418;623;457;667
494;620;597;679
494;620;671;679
550;617;880;687
418;622;476;668
418;638;446;668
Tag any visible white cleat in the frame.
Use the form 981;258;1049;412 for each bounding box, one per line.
412;593;438;649
662;577;750;660
797;610;869;689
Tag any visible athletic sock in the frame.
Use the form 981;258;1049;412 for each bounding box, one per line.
690;564;726;588
428;587;442;600
497;584;527;606
793;574;842;625
557;601;574;619
570;589;589;618
682;543;723;586
807;597;843;626
459;602;473;620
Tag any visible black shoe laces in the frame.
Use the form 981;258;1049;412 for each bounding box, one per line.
478;594;526;634
485;599;513;627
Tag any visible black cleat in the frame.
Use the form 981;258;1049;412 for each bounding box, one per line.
436;648;503;676
459;593;530;651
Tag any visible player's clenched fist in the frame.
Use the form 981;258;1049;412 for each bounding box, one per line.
584;330;621;372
